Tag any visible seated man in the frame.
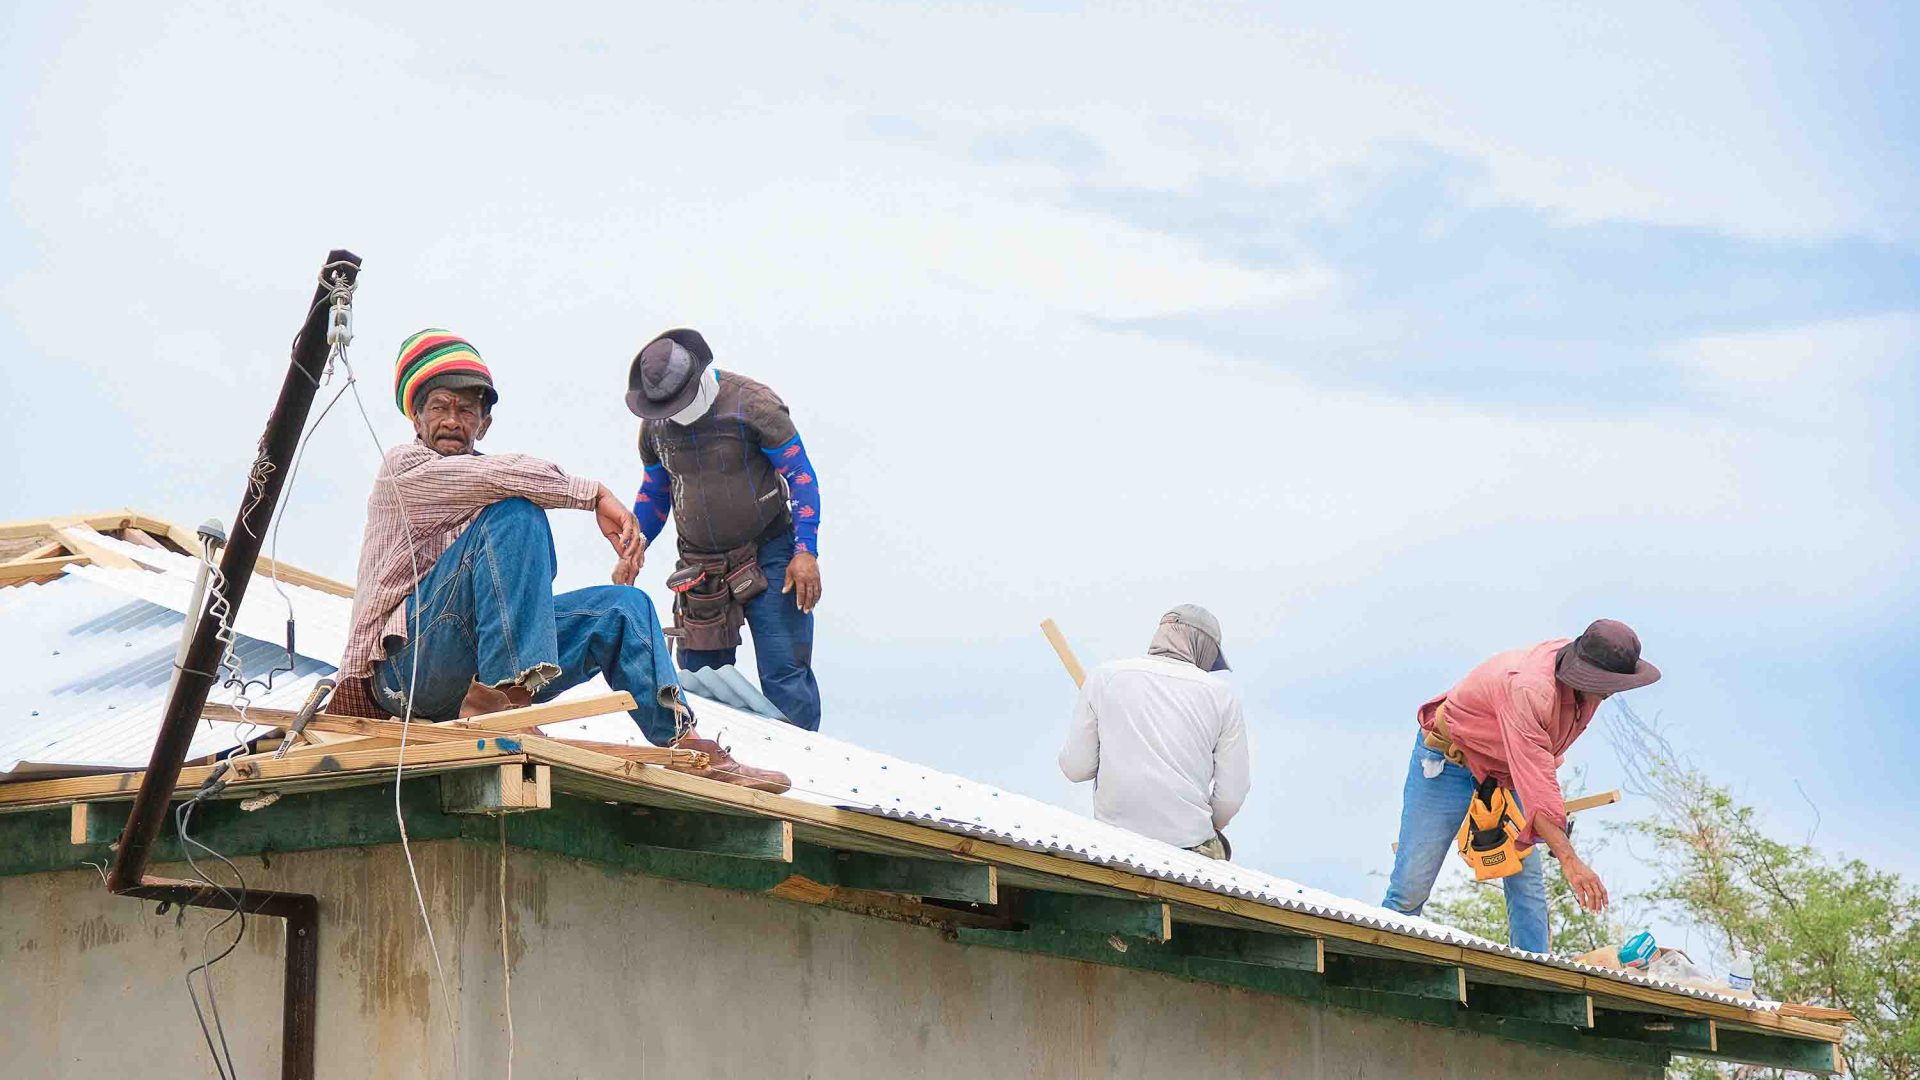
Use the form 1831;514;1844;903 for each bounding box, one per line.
327;328;787;791
1381;619;1659;952
1058;605;1250;858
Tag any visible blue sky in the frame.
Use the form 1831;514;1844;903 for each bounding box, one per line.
3;1;1915;943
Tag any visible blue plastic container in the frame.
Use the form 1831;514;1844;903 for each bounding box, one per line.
1617;930;1657;969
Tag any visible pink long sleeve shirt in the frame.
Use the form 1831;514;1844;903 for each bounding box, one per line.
1416;638;1600;846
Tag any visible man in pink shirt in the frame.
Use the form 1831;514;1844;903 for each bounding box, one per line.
1381;620;1660;953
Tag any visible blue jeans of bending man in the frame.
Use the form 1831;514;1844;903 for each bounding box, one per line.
370;498;683;745
1381;732;1550;953
678;532;821;731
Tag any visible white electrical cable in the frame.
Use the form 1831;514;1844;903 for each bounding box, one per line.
499;816;514;1080
335;336;464;1080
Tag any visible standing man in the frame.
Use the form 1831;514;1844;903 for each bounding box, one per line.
1058;605;1250;859
328;329;788;792
620;328;824;731
1381;619;1660;952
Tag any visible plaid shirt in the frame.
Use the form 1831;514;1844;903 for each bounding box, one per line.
329;439;599;717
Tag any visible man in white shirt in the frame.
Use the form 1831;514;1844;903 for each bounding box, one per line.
1058;604;1251;859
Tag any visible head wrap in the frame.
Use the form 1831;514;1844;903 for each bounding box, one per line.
395;329;496;420
1146;604;1228;672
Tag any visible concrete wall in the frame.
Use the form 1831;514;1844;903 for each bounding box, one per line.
1;841;1662;1079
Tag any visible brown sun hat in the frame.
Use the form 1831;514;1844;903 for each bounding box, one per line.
1555;619;1661;693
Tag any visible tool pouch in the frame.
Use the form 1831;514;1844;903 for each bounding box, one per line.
669;540;763;654
1455;775;1530;882
724;559;769;604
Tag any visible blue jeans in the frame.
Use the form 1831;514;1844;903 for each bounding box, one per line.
1381;732;1550;953
371;498;683;745
679;533;821;731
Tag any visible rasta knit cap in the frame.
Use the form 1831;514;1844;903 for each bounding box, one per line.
394;329;497;420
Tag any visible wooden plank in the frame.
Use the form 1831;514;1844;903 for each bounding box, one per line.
827;850;998;903
539;757;1846;1046
449;692;641;733
1170;924;1323;972
0;512;138;540
1039;618;1088;687
1325;953;1467;1003
620;805;792;861
1691;1028;1844;1075
203;702;702;768
0;555;87;584
440;764;552;814
69;804;94;845
10;780;471;877
1589;1010;1716;1052
1565;790;1621;815
500;795;794;893
112;528;168;551
1467;983;1594;1027
766;873;1010;930
50;525;141;570
1023;891;1171;942
4;542;66;563
1776;1002;1857;1023
0;740;522;811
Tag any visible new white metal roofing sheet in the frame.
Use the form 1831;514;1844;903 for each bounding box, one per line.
0;530;1774;1011
0;574;334;777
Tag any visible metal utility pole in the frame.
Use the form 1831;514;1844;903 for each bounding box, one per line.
108;248;361;890
105;249;361;1080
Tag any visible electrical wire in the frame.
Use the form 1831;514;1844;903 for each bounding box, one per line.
331;298;464;1080
499;816;515;1080
177;795;248;1080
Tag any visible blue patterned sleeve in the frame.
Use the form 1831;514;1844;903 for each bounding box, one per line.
761;434;820;556
632;463;672;544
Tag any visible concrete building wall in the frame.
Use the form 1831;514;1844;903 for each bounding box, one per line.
1;841;1662;1079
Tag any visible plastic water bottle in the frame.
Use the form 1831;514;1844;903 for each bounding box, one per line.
1727;950;1755;993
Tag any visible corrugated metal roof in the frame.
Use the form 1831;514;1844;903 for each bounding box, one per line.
0;574;334;777
0;529;1774;1010
542;694;1779;1011
679;665;786;720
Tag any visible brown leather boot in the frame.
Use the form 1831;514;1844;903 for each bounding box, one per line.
670;736;792;795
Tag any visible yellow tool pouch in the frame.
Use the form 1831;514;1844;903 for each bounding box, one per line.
1455;774;1532;882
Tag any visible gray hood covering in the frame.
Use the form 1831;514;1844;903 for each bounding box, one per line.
1147;604;1228;672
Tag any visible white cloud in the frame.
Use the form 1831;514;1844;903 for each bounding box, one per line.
1673;312;1920;421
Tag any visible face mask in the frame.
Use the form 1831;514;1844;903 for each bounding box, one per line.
668;367;719;426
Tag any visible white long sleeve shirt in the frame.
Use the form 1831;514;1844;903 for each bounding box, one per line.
1058;656;1251;850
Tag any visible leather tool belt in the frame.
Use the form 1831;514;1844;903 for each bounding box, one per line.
667;540;768;654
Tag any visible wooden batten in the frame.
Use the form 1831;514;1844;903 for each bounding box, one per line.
1324;953;1467;1004
1466;983;1595;1028
441;763;552;814
1170;924;1324;973
1022;891;1173;943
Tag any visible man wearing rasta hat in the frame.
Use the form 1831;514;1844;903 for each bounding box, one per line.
1381;619;1661;952
327;329;790;792
620;328;825;731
